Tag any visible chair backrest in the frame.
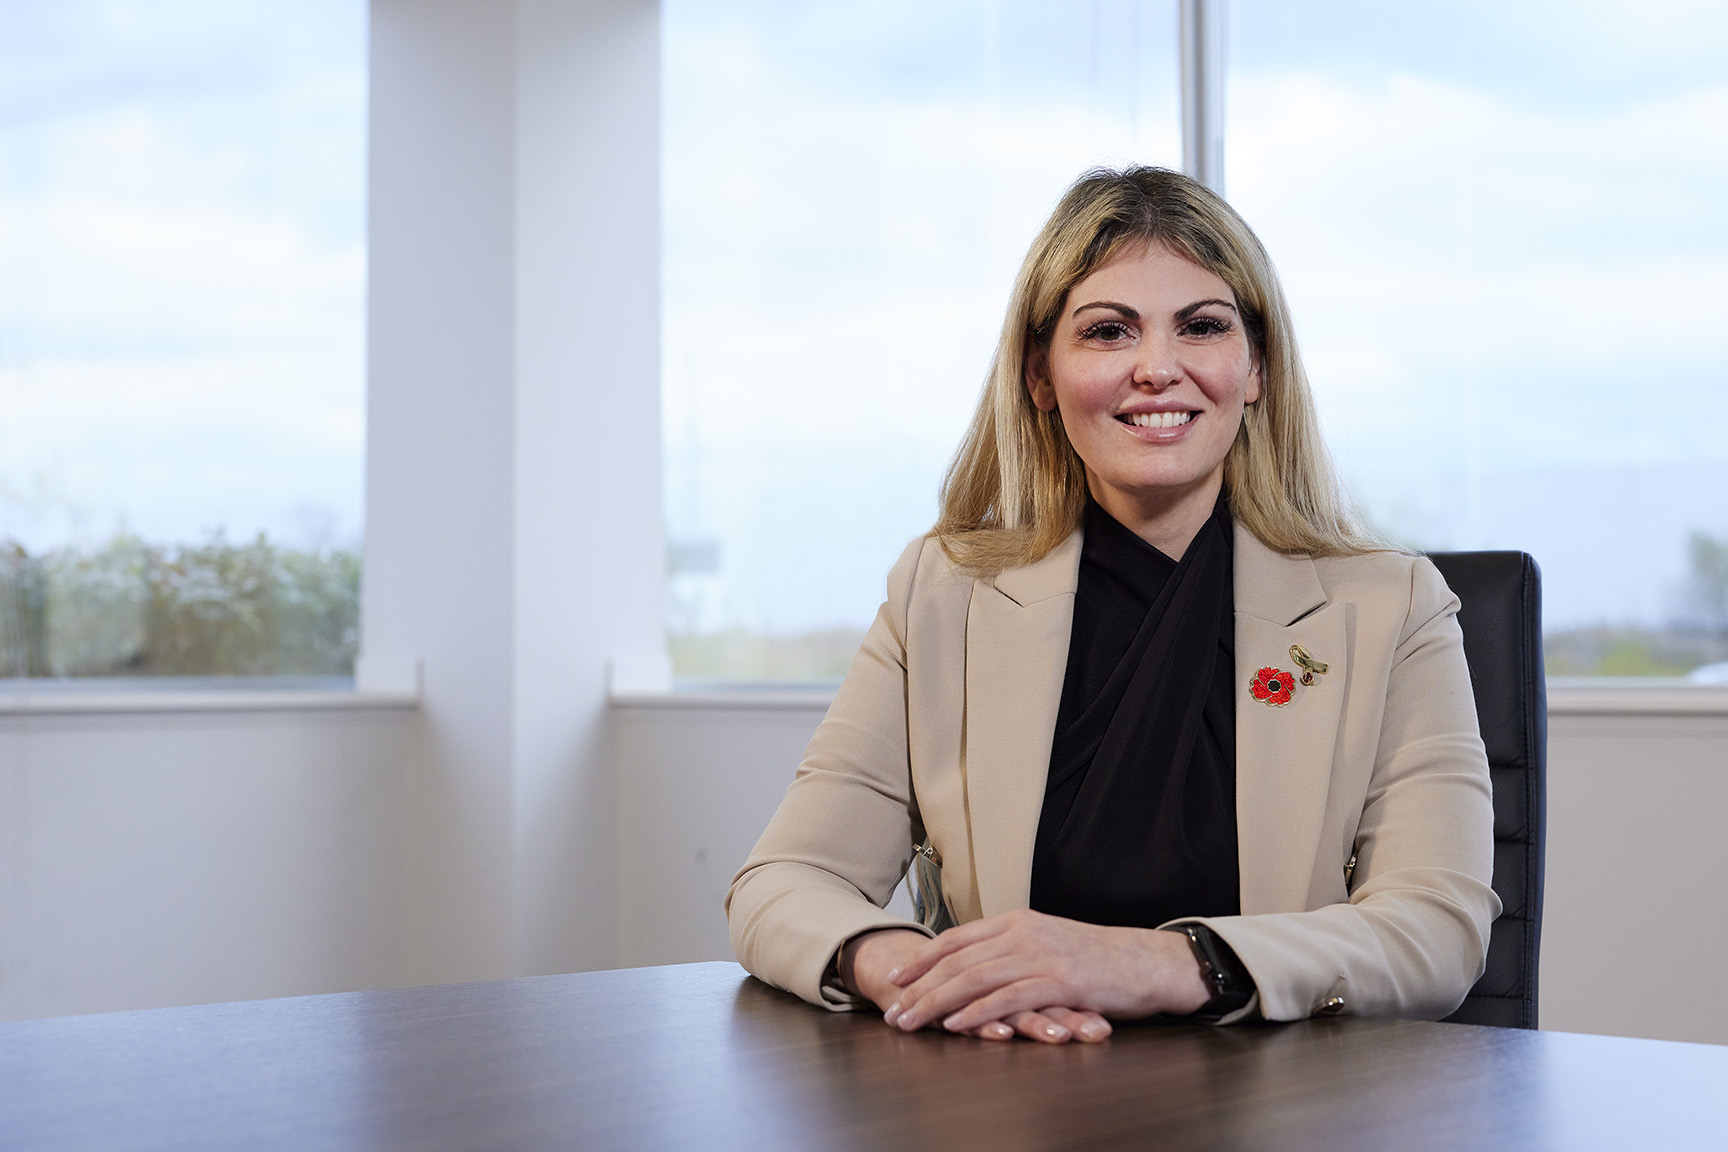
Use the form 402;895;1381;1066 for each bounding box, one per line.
1426;551;1547;1029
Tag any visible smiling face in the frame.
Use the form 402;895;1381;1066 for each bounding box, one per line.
1025;241;1261;556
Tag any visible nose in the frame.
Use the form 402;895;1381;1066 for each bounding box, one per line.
1132;334;1180;390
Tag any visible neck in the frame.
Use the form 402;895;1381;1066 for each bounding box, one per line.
1087;469;1224;561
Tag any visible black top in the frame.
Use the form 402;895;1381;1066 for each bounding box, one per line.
1029;493;1241;929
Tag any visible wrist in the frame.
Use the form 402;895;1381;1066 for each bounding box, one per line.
839;928;924;1004
1163;924;1254;1021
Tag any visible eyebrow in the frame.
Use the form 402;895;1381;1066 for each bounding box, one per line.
1071;299;1138;320
1070;298;1239;321
1175;298;1239;320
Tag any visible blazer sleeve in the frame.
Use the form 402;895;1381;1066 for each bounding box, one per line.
1180;557;1501;1021
725;537;937;1009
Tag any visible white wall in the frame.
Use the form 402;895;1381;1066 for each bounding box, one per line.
613;694;839;967
1543;712;1728;1046
0;704;416;1021
613;695;1728;1047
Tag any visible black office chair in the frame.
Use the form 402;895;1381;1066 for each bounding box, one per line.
1426;551;1547;1029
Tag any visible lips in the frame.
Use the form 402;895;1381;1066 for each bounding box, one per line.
1119;411;1194;429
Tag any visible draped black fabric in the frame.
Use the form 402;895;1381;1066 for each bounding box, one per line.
1029;493;1240;929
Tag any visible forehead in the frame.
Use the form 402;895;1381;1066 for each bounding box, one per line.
1068;240;1237;308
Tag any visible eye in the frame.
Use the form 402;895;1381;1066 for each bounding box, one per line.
1181;315;1234;338
1078;320;1134;343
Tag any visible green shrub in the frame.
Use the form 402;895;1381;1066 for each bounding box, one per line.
0;534;359;678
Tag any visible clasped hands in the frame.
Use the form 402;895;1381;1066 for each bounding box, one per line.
842;908;1212;1045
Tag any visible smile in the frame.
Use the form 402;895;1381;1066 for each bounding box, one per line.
1119;411;1194;429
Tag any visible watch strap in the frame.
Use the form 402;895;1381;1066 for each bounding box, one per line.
1166;923;1254;1021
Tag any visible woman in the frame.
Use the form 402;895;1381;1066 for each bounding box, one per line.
726;166;1497;1044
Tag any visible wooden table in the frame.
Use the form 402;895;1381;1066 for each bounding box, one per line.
3;961;1725;1150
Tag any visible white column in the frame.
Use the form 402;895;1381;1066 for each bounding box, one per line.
364;0;663;984
511;0;664;976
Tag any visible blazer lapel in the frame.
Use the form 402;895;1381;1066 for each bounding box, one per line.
963;531;1081;918
1232;525;1347;914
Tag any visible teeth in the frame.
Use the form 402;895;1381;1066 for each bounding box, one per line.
1125;411;1194;429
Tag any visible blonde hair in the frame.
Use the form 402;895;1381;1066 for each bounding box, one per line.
935;166;1380;572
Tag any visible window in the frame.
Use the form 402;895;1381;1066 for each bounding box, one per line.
0;0;366;680
662;0;1728;682
1227;0;1728;677
663;0;1178;679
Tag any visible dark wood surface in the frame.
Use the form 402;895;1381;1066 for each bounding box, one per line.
3;961;1725;1151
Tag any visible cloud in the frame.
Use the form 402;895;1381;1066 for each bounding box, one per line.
0;1;364;551
1224;70;1728;471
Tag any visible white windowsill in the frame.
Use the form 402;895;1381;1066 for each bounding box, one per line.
0;677;420;716
610;683;839;711
1545;679;1728;716
613;678;1728;717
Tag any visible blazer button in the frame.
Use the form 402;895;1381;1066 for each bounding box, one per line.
1317;996;1346;1016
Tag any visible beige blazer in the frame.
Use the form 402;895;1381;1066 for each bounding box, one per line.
726;524;1500;1022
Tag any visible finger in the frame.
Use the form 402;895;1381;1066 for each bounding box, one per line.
933;976;1073;1035
886;917;1012;987
886;937;1028;1028
1003;1009;1072;1044
1043;1006;1112;1043
972;1020;1016;1042
891;955;1048;1032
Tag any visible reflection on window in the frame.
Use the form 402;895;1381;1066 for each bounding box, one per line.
663;0;1180;680
0;1;365;680
1227;0;1728;678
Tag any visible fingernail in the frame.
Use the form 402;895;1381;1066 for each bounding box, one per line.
1044;1024;1069;1040
883;1003;901;1026
985;1022;1013;1040
1079;1021;1108;1041
942;1013;965;1031
885;965;903;982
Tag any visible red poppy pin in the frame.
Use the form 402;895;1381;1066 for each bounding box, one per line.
1250;666;1296;708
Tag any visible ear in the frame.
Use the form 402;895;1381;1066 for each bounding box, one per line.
1245;356;1263;406
1024;342;1058;413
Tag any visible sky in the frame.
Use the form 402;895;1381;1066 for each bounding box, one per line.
1224;0;1728;630
0;0;365;553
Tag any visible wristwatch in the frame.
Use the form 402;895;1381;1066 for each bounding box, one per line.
1166;923;1255;1021
825;946;849;995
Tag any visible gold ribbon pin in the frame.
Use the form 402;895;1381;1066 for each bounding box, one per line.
1290;644;1329;686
